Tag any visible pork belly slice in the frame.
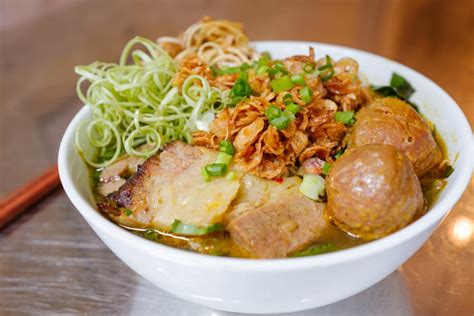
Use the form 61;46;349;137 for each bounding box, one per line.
226;177;327;258
98;141;241;230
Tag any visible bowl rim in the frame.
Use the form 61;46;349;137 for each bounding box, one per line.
58;40;474;271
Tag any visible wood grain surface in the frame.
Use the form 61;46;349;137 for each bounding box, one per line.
1;0;473;315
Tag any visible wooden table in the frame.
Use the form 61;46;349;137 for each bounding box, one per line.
1;0;473;314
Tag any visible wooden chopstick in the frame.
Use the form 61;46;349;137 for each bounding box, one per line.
0;165;61;228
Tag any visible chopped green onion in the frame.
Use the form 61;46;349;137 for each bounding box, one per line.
216;152;233;165
257;65;270;75
270;75;294;93
226;171;237;181
171;220;225;236
205;163;227;176
231;77;252;98
334;111;355;125
282;109;295;120
273;61;286;72
318;55;335;82
124;208;132;216
285;103;301;114
219;140;235;156
300;87;313;104
143;229;158;241
292;243;336;257
265;104;282;120
201;167;211;182
210;64;218;77
299;174;325;200
282;93;293;104
444;165;455;178
291;74;306;85
257;55;270;67
334;148;345;159
322;162;331;175
269;115;290;130
303;62;315;73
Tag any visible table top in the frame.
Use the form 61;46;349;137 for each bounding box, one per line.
1;0;473;315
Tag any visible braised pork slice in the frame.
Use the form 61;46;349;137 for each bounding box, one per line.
98;142;241;230
98;142;327;258
226;177;327;258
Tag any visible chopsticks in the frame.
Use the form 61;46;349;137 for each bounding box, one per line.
0;165;61;228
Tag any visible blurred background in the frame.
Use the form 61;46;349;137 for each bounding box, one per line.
1;0;473;315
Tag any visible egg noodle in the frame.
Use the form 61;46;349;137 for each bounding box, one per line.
157;16;259;67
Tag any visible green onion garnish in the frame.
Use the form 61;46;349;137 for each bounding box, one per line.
269;115;290;130
303;62;315;73
299;174;325;200
318;55;335;82
334;111;355;125
205;163;227;176
171;220;225;236
226;171;237;181
322;162;331;175
282;93;293;104
292;243;336;257
124;208;132;216
231;77;252;98
334;148;345;159
257;65;269;75
201;167;211;182
300;87;313;104
215;152;233;165
265;104;282;120
285;103;301;115
270;75;294;93
219;140;235;156
291;74;306;85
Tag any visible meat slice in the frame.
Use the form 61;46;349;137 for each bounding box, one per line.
226;177;327;258
98;141;241;230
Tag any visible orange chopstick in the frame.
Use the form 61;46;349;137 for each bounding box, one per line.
0;165;61;228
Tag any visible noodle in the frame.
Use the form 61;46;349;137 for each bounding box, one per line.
157;17;259;67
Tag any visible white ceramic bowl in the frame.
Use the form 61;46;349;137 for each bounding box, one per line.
58;41;473;314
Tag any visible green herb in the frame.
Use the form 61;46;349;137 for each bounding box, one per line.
257;65;270;75
299;174;325;200
171;220;225;236
215;152;233;165
270;75;294;93
210;64;218;77
372;73;419;111
226;171;237;181
292;243;337;257
265;104;282;121
205;163;228;176
285;103;301;115
390;73;415;100
219;140;235;156
291;74;306;85
334;111;355;125
218;63;251;76
269;115;291;130
303;62;316;73
230;77;252;98
143;229;158;241
444;165;455;178
334;147;345;159
201;167;211;182
124;208;132;216
318;55;335;81
282;93;293;104
299;87;313;104
322;162;331;175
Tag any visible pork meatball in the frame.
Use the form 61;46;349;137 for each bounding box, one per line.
348;97;442;177
326;144;424;240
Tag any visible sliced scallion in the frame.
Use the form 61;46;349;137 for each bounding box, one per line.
205;163;227;176
219;140;235;156
300;87;313;104
171;220;225;236
265;104;282;121
270;75;294;93
215;152;233;165
334;111;355;125
322;162;331;175
201;167;211;182
269;115;290;130
291;74;306;85
299;174;325;200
